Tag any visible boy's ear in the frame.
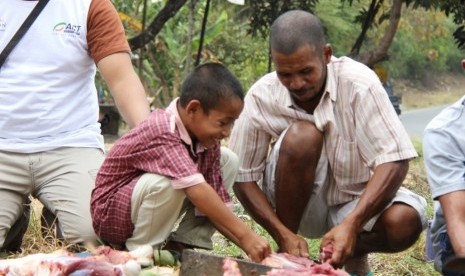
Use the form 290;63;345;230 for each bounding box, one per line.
185;99;202;116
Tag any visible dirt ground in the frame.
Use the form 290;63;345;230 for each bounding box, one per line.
395;73;465;95
395;73;465;110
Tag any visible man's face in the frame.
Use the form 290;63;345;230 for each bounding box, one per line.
272;44;331;107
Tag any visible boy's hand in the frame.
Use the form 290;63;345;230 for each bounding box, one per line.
185;183;271;262
240;232;272;262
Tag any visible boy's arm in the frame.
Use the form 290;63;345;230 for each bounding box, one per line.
184;182;271;262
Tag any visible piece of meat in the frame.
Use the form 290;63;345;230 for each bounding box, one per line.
261;253;315;269
0;250;75;276
320;244;334;263
260;252;349;276
0;246;146;276
62;257;124;275
222;258;243;276
266;262;349;276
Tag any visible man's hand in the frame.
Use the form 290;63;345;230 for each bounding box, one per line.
234;182;309;256
278;232;309;258
321;221;359;267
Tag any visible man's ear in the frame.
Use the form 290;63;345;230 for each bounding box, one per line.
185;99;202;116
323;44;333;64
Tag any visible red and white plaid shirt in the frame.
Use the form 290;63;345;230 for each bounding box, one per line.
91;99;230;245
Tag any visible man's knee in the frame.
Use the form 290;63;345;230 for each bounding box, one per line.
381;203;423;251
220;147;239;172
281;121;323;160
220;147;239;191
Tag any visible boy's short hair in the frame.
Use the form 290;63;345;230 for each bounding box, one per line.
179;63;244;114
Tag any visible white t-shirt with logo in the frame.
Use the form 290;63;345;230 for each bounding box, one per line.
0;0;103;153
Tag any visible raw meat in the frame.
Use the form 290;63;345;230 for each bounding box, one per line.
0;245;152;276
320;244;334;263
266;263;349;276
261;252;349;276
222;258;242;276
261;253;316;269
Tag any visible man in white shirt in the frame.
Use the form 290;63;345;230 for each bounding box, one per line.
0;0;150;252
423;59;465;275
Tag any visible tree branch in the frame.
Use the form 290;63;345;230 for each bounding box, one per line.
361;0;402;66
350;0;379;58
128;0;189;50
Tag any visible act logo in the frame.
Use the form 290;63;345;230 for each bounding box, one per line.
53;22;82;36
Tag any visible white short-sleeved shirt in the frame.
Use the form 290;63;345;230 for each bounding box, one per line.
423;95;465;269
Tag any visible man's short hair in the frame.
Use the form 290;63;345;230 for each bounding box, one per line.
270;10;326;55
179;63;244;114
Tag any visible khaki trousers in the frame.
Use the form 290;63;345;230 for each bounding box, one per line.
0;148;104;250
126;147;238;251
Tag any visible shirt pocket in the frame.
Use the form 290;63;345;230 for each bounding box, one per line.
332;136;370;193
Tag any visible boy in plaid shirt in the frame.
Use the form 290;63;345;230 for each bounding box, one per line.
91;63;271;262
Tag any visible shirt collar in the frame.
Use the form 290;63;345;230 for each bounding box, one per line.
325;56;338;102
166;98;207;154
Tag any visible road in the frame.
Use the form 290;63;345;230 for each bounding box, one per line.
398;104;448;140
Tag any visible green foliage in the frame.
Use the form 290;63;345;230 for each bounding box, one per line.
315;0;363;56
207;4;269;90
191;10;228;50
247;0;319;39
110;0;464;107
316;1;463;80
382;8;463;80
405;0;465;48
110;0;234;107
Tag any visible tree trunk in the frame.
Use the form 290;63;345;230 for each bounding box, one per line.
361;0;403;67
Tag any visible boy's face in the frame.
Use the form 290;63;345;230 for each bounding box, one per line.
187;96;243;148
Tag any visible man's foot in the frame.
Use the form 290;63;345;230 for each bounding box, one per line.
344;254;371;275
